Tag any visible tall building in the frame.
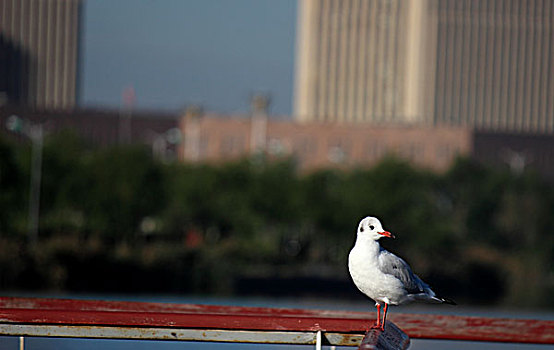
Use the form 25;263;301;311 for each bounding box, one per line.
0;0;82;110
434;0;554;132
294;0;436;124
293;0;554;133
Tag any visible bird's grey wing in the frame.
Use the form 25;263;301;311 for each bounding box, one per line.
378;248;428;294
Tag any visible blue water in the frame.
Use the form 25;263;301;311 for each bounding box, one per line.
0;294;552;350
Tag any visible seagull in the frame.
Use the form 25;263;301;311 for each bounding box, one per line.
348;216;455;331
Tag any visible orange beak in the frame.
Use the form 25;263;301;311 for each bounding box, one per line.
379;231;395;239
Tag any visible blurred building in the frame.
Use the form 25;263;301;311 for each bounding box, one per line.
2;103;554;178
0;0;82;110
294;0;554;133
180;111;471;172
0;106;180;160
177;98;554;178
433;0;554;132
294;0;433;124
179;99;460;173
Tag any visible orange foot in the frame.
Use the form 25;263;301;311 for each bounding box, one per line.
369;323;385;331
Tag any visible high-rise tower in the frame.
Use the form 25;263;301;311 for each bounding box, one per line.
433;0;554;132
0;0;82;110
294;0;436;124
294;0;554;133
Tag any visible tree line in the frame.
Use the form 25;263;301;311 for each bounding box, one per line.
0;131;553;308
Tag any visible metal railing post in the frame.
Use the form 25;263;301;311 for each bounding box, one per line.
316;330;322;350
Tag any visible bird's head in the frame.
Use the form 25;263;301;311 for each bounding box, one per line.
357;216;395;240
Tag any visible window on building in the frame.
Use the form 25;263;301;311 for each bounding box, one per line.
220;135;245;156
399;143;424;160
436;144;454;162
294;136;316;157
365;141;385;159
200;135;209;157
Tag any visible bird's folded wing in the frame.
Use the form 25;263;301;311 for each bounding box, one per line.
378;249;427;294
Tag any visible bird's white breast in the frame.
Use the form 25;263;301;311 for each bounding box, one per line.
348;242;405;305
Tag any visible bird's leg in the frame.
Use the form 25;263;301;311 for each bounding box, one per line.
380;303;389;331
370;303;382;329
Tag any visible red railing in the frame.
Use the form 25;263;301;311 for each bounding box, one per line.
0;297;553;347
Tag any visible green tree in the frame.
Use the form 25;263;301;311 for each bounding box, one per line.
0;136;25;235
39;130;90;236
84;145;165;241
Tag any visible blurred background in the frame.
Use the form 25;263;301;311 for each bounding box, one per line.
1;0;554;325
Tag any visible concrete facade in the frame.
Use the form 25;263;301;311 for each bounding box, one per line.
0;0;82;110
177;104;554;178
178;111;473;172
294;0;436;125
294;0;554;133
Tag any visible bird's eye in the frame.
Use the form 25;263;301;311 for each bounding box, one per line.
360;227;364;232
369;225;375;230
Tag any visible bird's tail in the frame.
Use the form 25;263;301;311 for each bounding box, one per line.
437;296;456;305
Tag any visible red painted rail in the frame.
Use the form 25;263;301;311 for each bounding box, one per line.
0;297;553;345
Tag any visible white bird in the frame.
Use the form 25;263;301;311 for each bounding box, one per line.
348;216;455;331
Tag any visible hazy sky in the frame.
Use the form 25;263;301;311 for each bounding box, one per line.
81;0;297;116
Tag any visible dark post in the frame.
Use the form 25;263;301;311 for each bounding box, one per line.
358;322;410;350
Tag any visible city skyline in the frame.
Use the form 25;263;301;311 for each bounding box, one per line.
294;0;554;133
3;0;553;132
